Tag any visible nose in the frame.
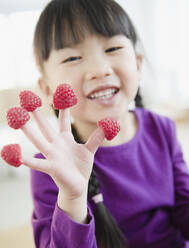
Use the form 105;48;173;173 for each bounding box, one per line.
85;56;113;81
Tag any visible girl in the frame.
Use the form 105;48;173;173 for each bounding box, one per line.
8;0;189;247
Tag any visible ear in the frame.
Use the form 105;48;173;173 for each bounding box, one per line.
37;78;53;106
37;78;52;97
136;54;143;81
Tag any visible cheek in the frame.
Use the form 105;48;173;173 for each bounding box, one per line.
116;61;139;86
115;61;140;98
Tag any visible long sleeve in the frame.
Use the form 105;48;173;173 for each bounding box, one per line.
168;119;189;240
30;162;97;248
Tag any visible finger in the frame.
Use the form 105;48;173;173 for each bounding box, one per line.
32;109;57;142
59;108;71;133
21;122;50;157
84;127;105;154
21;154;50;174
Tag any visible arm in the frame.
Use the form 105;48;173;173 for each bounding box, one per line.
168;119;189;240
30;166;97;248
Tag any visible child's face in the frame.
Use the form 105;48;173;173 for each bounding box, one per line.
40;33;142;128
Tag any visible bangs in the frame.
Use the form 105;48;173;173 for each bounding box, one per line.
34;0;137;67
53;0;137;48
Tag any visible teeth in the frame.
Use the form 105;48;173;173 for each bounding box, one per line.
89;88;117;99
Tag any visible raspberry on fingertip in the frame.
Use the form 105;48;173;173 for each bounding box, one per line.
53;83;78;110
19;90;42;112
97;118;120;141
6;107;30;129
1;144;22;167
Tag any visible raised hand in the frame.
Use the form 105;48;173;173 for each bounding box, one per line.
1;83;120;200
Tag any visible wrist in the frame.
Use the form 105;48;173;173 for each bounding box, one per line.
57;189;88;224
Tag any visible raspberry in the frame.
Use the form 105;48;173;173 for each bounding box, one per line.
97;118;120;140
6;107;30;129
19;90;42;112
1;144;22;167
53;83;78;109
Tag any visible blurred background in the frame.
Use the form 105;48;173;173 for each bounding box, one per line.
0;0;189;247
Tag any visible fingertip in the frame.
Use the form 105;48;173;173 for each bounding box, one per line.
20;154;29;167
97;126;106;140
59;108;72;132
84;127;105;154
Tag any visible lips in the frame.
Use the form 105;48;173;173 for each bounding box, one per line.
87;85;120;98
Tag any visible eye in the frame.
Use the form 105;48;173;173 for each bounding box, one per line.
62;56;82;63
105;46;123;53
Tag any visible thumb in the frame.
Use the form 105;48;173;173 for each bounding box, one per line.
84;127;105;154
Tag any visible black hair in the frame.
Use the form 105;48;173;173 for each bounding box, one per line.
33;0;145;247
34;0;141;70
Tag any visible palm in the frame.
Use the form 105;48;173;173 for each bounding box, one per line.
21;108;105;199
48;132;94;197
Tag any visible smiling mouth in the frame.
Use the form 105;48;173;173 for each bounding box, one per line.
87;88;119;100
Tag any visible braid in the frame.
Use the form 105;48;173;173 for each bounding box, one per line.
135;87;144;108
88;170;101;196
88;171;128;248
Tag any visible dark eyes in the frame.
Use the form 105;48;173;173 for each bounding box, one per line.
63;56;82;63
105;46;123;53
62;47;123;63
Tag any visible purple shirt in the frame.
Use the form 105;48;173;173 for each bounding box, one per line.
30;107;189;248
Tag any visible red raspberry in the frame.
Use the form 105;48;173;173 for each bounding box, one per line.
6;107;30;129
97;118;120;140
1;144;22;167
19;90;42;112
53;84;78;109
